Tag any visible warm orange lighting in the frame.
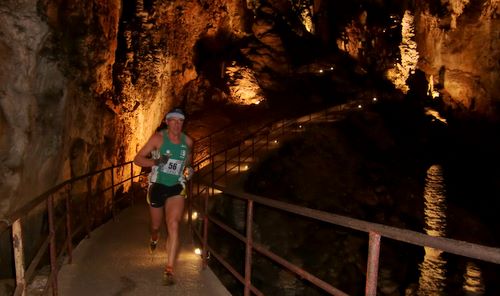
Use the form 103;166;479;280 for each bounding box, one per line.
226;64;265;105
194;248;202;255
300;9;314;33
386;10;419;93
463;262;485;294
425;107;447;124
418;164;447;294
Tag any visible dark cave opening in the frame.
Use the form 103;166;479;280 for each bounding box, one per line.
193;30;250;91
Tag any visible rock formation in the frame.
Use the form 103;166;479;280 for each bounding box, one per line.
414;0;500;118
0;0;498;234
0;0;249;218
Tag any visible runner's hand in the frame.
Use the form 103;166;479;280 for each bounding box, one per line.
154;154;169;166
184;166;194;180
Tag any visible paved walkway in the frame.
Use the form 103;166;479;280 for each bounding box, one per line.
57;104;356;296
58;198;231;296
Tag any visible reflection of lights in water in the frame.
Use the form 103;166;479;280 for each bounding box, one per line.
418;164;447;294
463;262;485;295
418;165;485;295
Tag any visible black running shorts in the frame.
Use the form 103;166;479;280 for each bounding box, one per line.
148;183;183;208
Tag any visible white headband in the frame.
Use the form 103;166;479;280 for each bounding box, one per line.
165;109;185;120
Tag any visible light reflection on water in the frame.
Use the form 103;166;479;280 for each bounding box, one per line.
418;164;447;295
417;164;484;295
463;262;485;295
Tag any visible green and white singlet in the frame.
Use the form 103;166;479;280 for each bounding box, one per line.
149;131;189;186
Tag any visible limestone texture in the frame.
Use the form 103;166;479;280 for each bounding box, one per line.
0;0;498;237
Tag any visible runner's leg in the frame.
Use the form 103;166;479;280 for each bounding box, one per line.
164;196;185;269
149;206;163;241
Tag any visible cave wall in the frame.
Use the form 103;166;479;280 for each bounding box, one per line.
1;0;498;221
329;0;499;119
414;0;500;118
0;0;249;219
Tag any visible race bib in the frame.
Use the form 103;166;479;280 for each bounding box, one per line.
160;159;183;175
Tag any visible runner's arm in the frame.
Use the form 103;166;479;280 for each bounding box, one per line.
134;133;162;167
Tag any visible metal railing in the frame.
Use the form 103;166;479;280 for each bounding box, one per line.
188;105;500;296
5;101;497;296
0;103;345;296
0;161;147;296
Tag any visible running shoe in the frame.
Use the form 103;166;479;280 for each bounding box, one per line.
149;238;158;253
162;270;175;286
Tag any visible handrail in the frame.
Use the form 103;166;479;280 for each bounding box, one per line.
216;185;500;264
0;161;135;233
0;101;371;296
2;160;147;296
1;103;317;296
192;119;274;166
188;102;500;296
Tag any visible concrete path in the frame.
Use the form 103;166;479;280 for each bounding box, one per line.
58;199;231;296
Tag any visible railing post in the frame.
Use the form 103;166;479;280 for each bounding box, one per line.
238;144;241;173
187;179;193;231
47;194;58;296
365;231;381;296
111;165;116;220
244;200;254;296
209;136;212;157
224;150;228;178
211;155;215;196
85;177;92;238
65;184;73;264
196;163;201;196
130;162;135;205
251;137;255;160
12;219;26;296
202;190;209;269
